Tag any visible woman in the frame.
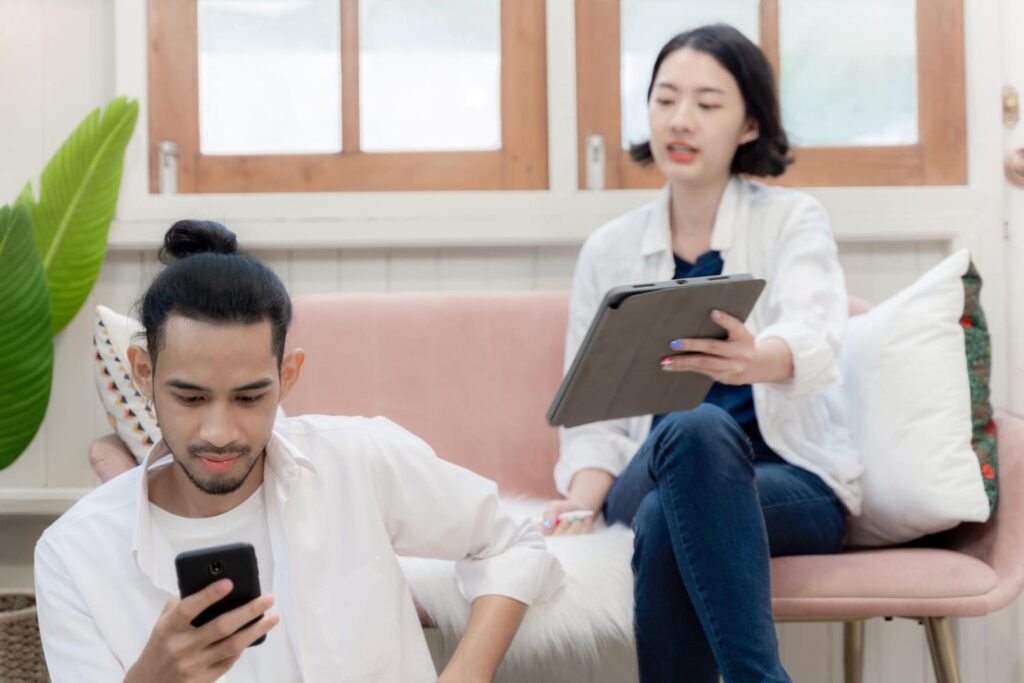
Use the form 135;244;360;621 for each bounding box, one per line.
542;25;862;683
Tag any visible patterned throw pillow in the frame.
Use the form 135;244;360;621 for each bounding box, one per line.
92;306;159;463
961;262;998;510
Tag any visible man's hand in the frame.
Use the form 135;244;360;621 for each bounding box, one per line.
124;579;279;683
660;310;793;385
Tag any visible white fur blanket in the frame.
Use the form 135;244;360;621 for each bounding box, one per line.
397;498;636;666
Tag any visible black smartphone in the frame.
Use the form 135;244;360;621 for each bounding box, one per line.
174;542;266;646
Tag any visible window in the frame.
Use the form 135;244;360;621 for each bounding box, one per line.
576;0;966;188
148;0;548;192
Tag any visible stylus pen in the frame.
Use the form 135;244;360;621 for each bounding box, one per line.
538;509;595;528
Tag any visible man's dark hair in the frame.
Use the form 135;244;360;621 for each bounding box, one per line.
139;220;292;367
629;24;793;177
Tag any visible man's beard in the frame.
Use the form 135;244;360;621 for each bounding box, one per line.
178;443;261;496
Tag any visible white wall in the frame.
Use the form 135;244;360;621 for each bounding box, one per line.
0;1;1019;681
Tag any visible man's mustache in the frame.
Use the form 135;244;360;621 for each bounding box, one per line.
187;443;251;457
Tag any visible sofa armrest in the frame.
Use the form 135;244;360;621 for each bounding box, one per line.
88;434;138;483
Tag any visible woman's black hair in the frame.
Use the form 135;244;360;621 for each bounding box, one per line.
139;220;292;367
629;24;792;177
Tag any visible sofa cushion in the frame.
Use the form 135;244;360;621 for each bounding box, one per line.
832;249;995;546
284;292;569;498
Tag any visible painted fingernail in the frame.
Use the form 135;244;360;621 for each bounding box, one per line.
660;357;674;370
711;309;722;318
669;339;684;350
554;518;562;526
542;519;554;529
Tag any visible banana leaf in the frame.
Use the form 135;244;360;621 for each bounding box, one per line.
22;96;138;334
0;202;53;469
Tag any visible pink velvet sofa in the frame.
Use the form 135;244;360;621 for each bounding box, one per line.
89;291;1024;683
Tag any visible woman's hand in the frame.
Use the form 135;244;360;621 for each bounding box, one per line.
540;499;596;536
660;309;793;385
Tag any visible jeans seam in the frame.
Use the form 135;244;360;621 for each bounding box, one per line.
661;470;735;683
759;495;838;512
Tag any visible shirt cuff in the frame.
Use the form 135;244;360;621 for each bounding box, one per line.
757;321;841;399
454;532;566;605
554;430;639;496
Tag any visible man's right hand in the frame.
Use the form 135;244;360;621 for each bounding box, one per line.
124;579;279;683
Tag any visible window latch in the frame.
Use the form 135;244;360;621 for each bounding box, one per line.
585;134;605;191
157;140;179;195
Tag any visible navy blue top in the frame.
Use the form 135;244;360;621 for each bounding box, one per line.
651;251;777;459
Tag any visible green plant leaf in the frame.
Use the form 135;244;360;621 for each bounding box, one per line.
25;96;138;335
0;202;53;469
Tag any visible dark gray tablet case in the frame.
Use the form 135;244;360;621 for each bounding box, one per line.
547;274;765;428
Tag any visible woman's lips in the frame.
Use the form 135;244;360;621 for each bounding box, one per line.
666;145;698;163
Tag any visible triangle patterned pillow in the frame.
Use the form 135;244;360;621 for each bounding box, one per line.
92;306;160;463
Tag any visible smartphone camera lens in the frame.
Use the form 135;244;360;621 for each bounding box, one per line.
210;560;223;575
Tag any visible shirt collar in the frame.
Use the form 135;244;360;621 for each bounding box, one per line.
131;425;318;591
640;175;746;258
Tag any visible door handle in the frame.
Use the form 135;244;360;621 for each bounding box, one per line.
1008;148;1024;188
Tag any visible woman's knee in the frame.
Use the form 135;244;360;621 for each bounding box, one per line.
650;404;751;474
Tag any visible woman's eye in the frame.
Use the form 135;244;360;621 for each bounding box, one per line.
655;99;675;106
698;104;721;110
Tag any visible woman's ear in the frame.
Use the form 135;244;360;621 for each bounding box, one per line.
739;117;760;145
127;345;154;400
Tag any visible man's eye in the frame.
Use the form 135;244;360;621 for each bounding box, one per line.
176;395;204;405
236;395;265;405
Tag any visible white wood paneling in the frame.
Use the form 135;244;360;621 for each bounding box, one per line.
288;249;341;296
337;249;390;291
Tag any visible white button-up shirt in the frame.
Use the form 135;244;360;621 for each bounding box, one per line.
35;415;566;682
556;177;863;513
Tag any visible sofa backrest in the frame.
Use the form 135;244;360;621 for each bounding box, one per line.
283;292;570;498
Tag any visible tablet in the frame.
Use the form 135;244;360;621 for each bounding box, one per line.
547;274;765;428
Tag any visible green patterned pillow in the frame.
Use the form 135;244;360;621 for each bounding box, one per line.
961;262;998;511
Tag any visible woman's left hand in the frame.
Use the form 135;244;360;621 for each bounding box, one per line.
660;309;757;385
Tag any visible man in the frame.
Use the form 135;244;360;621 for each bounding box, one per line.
35;220;565;682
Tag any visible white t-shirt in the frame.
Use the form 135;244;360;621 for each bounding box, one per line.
149;486;301;683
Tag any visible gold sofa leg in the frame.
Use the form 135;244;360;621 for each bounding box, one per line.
923;617;962;683
843;621;865;683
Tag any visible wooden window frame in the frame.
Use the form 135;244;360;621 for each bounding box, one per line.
148;0;548;193
576;0;966;189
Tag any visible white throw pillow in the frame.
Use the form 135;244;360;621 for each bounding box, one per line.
92;306;286;463
834;249;994;546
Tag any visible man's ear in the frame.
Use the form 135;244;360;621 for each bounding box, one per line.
739;116;760;145
127;345;154;401
279;348;306;403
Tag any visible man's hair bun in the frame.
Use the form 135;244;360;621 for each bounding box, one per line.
158;220;238;264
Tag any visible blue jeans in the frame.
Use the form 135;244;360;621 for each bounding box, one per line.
604;404;847;683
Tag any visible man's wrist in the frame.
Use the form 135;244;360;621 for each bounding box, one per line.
438;663;491;683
